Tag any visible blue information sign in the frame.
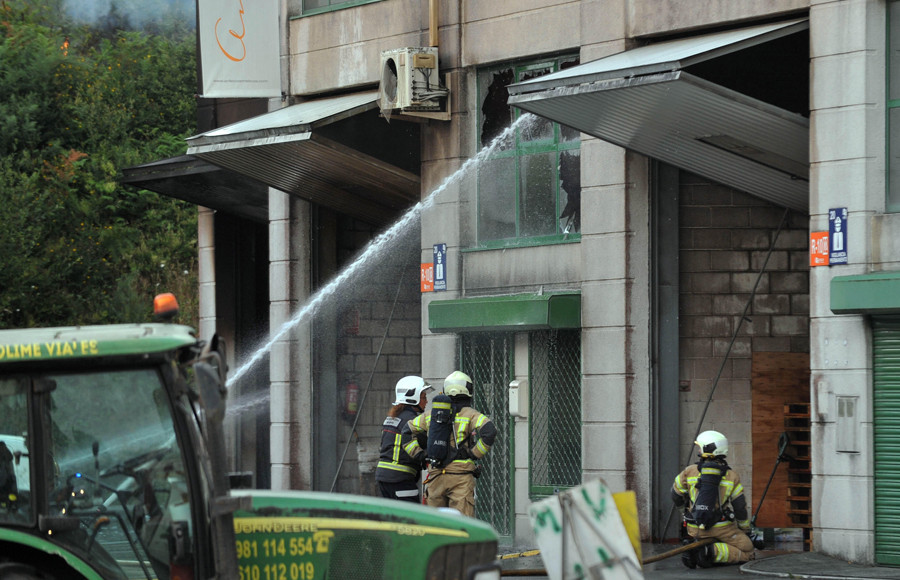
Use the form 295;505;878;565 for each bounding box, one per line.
433;244;447;291
828;208;848;265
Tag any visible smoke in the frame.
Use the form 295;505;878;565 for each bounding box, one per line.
63;0;195;31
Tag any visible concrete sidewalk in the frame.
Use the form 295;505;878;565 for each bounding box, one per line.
499;545;900;579
741;551;900;579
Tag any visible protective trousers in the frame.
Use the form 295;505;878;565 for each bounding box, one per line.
425;472;476;516
377;480;421;503
689;522;755;564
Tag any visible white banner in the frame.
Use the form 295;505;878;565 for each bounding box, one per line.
198;0;281;98
529;479;644;580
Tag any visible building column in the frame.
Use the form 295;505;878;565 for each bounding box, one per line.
269;190;313;490
420;76;464;386
580;137;652;533
809;0;883;563
198;207;217;346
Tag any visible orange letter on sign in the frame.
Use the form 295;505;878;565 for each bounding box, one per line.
810;231;829;267
421;263;434;292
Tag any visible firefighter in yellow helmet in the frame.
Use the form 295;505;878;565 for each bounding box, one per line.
672;430;756;568
401;371;497;517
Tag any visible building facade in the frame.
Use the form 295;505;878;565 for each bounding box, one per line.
124;0;900;563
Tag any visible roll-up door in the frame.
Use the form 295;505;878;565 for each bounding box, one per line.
874;316;900;565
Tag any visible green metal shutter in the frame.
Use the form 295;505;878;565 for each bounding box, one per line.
529;329;582;497
462;333;513;539
874;316;900;565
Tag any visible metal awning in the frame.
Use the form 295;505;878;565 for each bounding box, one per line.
120;155;269;222
507;18;810;211
831;272;900;315
428;293;581;332
185;90;421;225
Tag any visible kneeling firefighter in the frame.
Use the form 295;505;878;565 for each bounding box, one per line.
375;376;432;502
672;430;757;568
401;371;497;517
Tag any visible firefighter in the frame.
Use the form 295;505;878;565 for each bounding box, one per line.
401;371;497;517
375;376;432;502
0;441;16;507
672;430;756;568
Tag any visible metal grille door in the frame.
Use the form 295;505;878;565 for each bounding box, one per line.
875;316;900;565
462;333;513;538
529;329;582;496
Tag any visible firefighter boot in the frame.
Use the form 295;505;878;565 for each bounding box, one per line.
697;543;716;568
680;539;697;569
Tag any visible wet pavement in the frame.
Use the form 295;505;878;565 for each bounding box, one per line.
499;542;900;579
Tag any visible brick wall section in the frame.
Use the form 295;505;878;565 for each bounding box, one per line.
678;173;809;493
333;219;423;494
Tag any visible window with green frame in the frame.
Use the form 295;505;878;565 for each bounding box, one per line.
889;2;900;211
298;0;380;16
476;56;581;246
529;329;582;498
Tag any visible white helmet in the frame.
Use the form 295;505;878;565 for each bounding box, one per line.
695;430;728;458
393;376;431;406
443;371;473;398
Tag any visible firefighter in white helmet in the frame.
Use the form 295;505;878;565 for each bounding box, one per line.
375;376;431;502
672;430;756;568
401;371;497;517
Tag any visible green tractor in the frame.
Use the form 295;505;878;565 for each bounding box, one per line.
0;297;499;579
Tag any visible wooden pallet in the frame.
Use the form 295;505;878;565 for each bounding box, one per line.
784;402;812;548
751;352;812;550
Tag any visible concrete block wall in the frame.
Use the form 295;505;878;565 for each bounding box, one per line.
332;218;423;495
678;172;810;502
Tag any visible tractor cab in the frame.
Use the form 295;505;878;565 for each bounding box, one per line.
0;295;501;580
0;320;235;579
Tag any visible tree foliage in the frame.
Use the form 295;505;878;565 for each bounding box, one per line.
0;0;198;328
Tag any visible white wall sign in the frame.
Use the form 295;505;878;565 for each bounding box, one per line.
828;207;848;265
433;243;446;291
198;0;281;98
529;479;643;580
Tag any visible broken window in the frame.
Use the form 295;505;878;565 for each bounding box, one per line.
476;56;581;245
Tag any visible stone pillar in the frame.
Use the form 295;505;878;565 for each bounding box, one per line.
269;191;313;490
198;207;217;345
809;0;883;563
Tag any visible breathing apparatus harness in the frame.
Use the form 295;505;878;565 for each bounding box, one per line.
686;458;730;530
423;395;481;481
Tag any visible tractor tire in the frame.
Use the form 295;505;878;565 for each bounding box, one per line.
0;563;54;580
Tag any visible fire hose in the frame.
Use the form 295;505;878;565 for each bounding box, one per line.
497;539;718;576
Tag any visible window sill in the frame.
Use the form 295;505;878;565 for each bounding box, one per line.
464;234;581;252
293;0;381;18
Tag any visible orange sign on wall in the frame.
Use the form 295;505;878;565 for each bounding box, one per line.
810;231;829;267
421;263;434;292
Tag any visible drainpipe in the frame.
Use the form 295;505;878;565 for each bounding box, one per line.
429;0;438;47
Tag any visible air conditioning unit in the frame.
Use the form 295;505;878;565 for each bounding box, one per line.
379;47;448;113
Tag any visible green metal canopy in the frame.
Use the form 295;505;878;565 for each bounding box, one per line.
831;271;900;314
428;293;581;332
